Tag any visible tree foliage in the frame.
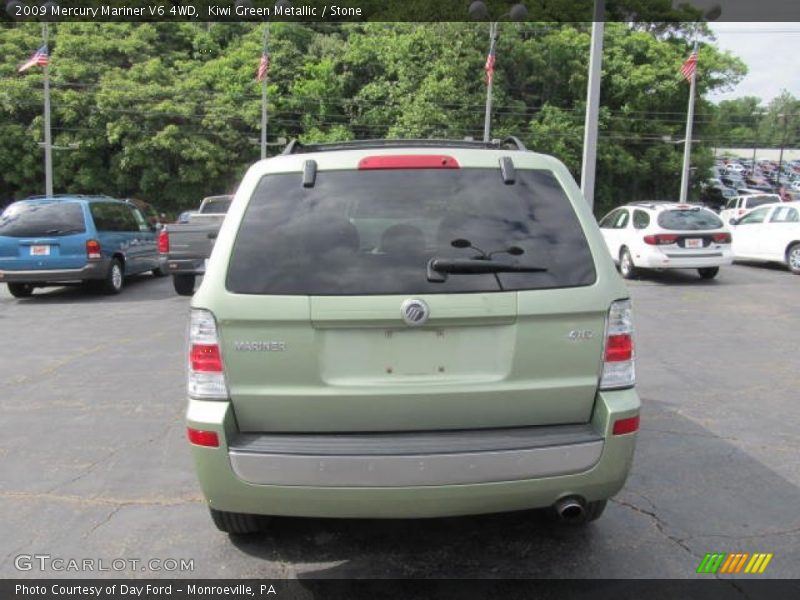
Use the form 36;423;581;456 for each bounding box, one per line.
0;21;760;216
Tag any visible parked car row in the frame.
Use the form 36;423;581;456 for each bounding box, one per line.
597;200;800;278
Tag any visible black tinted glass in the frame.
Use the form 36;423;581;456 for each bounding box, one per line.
203;198;231;214
0;202;86;237
658;209;723;230
226;168;596;295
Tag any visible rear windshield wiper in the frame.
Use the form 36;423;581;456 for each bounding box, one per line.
427;257;547;283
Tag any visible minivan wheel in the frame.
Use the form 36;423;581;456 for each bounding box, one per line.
619;248;638;280
173;274;196;296
7;283;34;298
209;508;268;535
698;267;719;280
102;259;124;294
787;243;800;275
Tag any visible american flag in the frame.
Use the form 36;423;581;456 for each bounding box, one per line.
485;44;496;84
256;52;269;82
18;46;49;73
680;49;697;82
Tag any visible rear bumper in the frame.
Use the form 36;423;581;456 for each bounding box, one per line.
633;246;733;269
165;257;205;275
0;260;110;284
186;388;640;518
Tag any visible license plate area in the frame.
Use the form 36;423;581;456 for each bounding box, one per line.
30;245;51;256
684;238;703;249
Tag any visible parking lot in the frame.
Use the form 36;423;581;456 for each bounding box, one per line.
1;263;798;579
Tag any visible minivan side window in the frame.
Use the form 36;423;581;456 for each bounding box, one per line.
613;210;629;229
91;203;137;232
770;207;799;223
129;207;150;232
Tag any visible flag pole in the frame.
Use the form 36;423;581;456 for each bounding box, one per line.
679;41;698;204
483;22;497;143
43;23;53;196
260;24;269;160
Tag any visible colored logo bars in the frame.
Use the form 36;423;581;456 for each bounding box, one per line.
696;552;773;574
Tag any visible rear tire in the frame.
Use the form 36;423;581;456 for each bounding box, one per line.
173;274;196;296
102;259;124;295
7;283;34;298
619;248;638;280
787;243;800;275
698;267;719;280
209;508;268;535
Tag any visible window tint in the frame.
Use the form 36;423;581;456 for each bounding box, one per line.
598;210;618;228
226;169;596;295
91;203;139;232
657;209;723;230
770;207;799;223
738;207;769;224
200;197;231;214
633;209;650;229
0;202;86;237
744;196;779;209
613;210;629;229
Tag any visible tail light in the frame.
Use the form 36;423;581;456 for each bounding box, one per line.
86;239;102;260
186;427;220;448
712;232;731;244
643;234;678;245
187;309;228;400
158;229;169;254
612;415;640;436
600;299;635;390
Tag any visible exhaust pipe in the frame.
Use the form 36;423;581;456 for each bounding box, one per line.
554;496;586;522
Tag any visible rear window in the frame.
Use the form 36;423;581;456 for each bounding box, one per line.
657;209;723;231
744;196;778;209
226;168;596;295
200;197;231;214
0;202;86;237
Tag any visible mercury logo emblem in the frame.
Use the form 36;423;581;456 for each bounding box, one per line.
401;298;430;327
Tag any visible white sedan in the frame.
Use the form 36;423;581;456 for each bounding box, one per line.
729;201;800;274
598;202;733;280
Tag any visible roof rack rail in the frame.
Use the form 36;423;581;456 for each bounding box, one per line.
281;137;528;155
25;193;116;200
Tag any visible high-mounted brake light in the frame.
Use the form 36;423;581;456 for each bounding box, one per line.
86;239;102;260
643;234;679;245
187;427;220;448
358;155;460;170
600;299;635;390
157;229;169;254
187;309;228;400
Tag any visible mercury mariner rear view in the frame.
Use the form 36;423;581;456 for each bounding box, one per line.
184;138;640;534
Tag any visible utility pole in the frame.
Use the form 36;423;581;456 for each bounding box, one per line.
43;23;53;196
777;112;788;186
580;0;604;209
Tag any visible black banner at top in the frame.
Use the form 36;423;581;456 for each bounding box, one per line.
1;0;799;23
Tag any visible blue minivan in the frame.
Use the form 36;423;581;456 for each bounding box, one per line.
0;195;165;297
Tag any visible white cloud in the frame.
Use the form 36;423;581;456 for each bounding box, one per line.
707;22;800;105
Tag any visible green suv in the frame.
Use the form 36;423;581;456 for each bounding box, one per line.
185;138;640;533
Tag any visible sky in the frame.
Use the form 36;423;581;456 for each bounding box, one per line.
707;22;800;105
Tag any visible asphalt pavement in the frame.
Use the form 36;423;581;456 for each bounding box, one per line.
1;263;798;579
